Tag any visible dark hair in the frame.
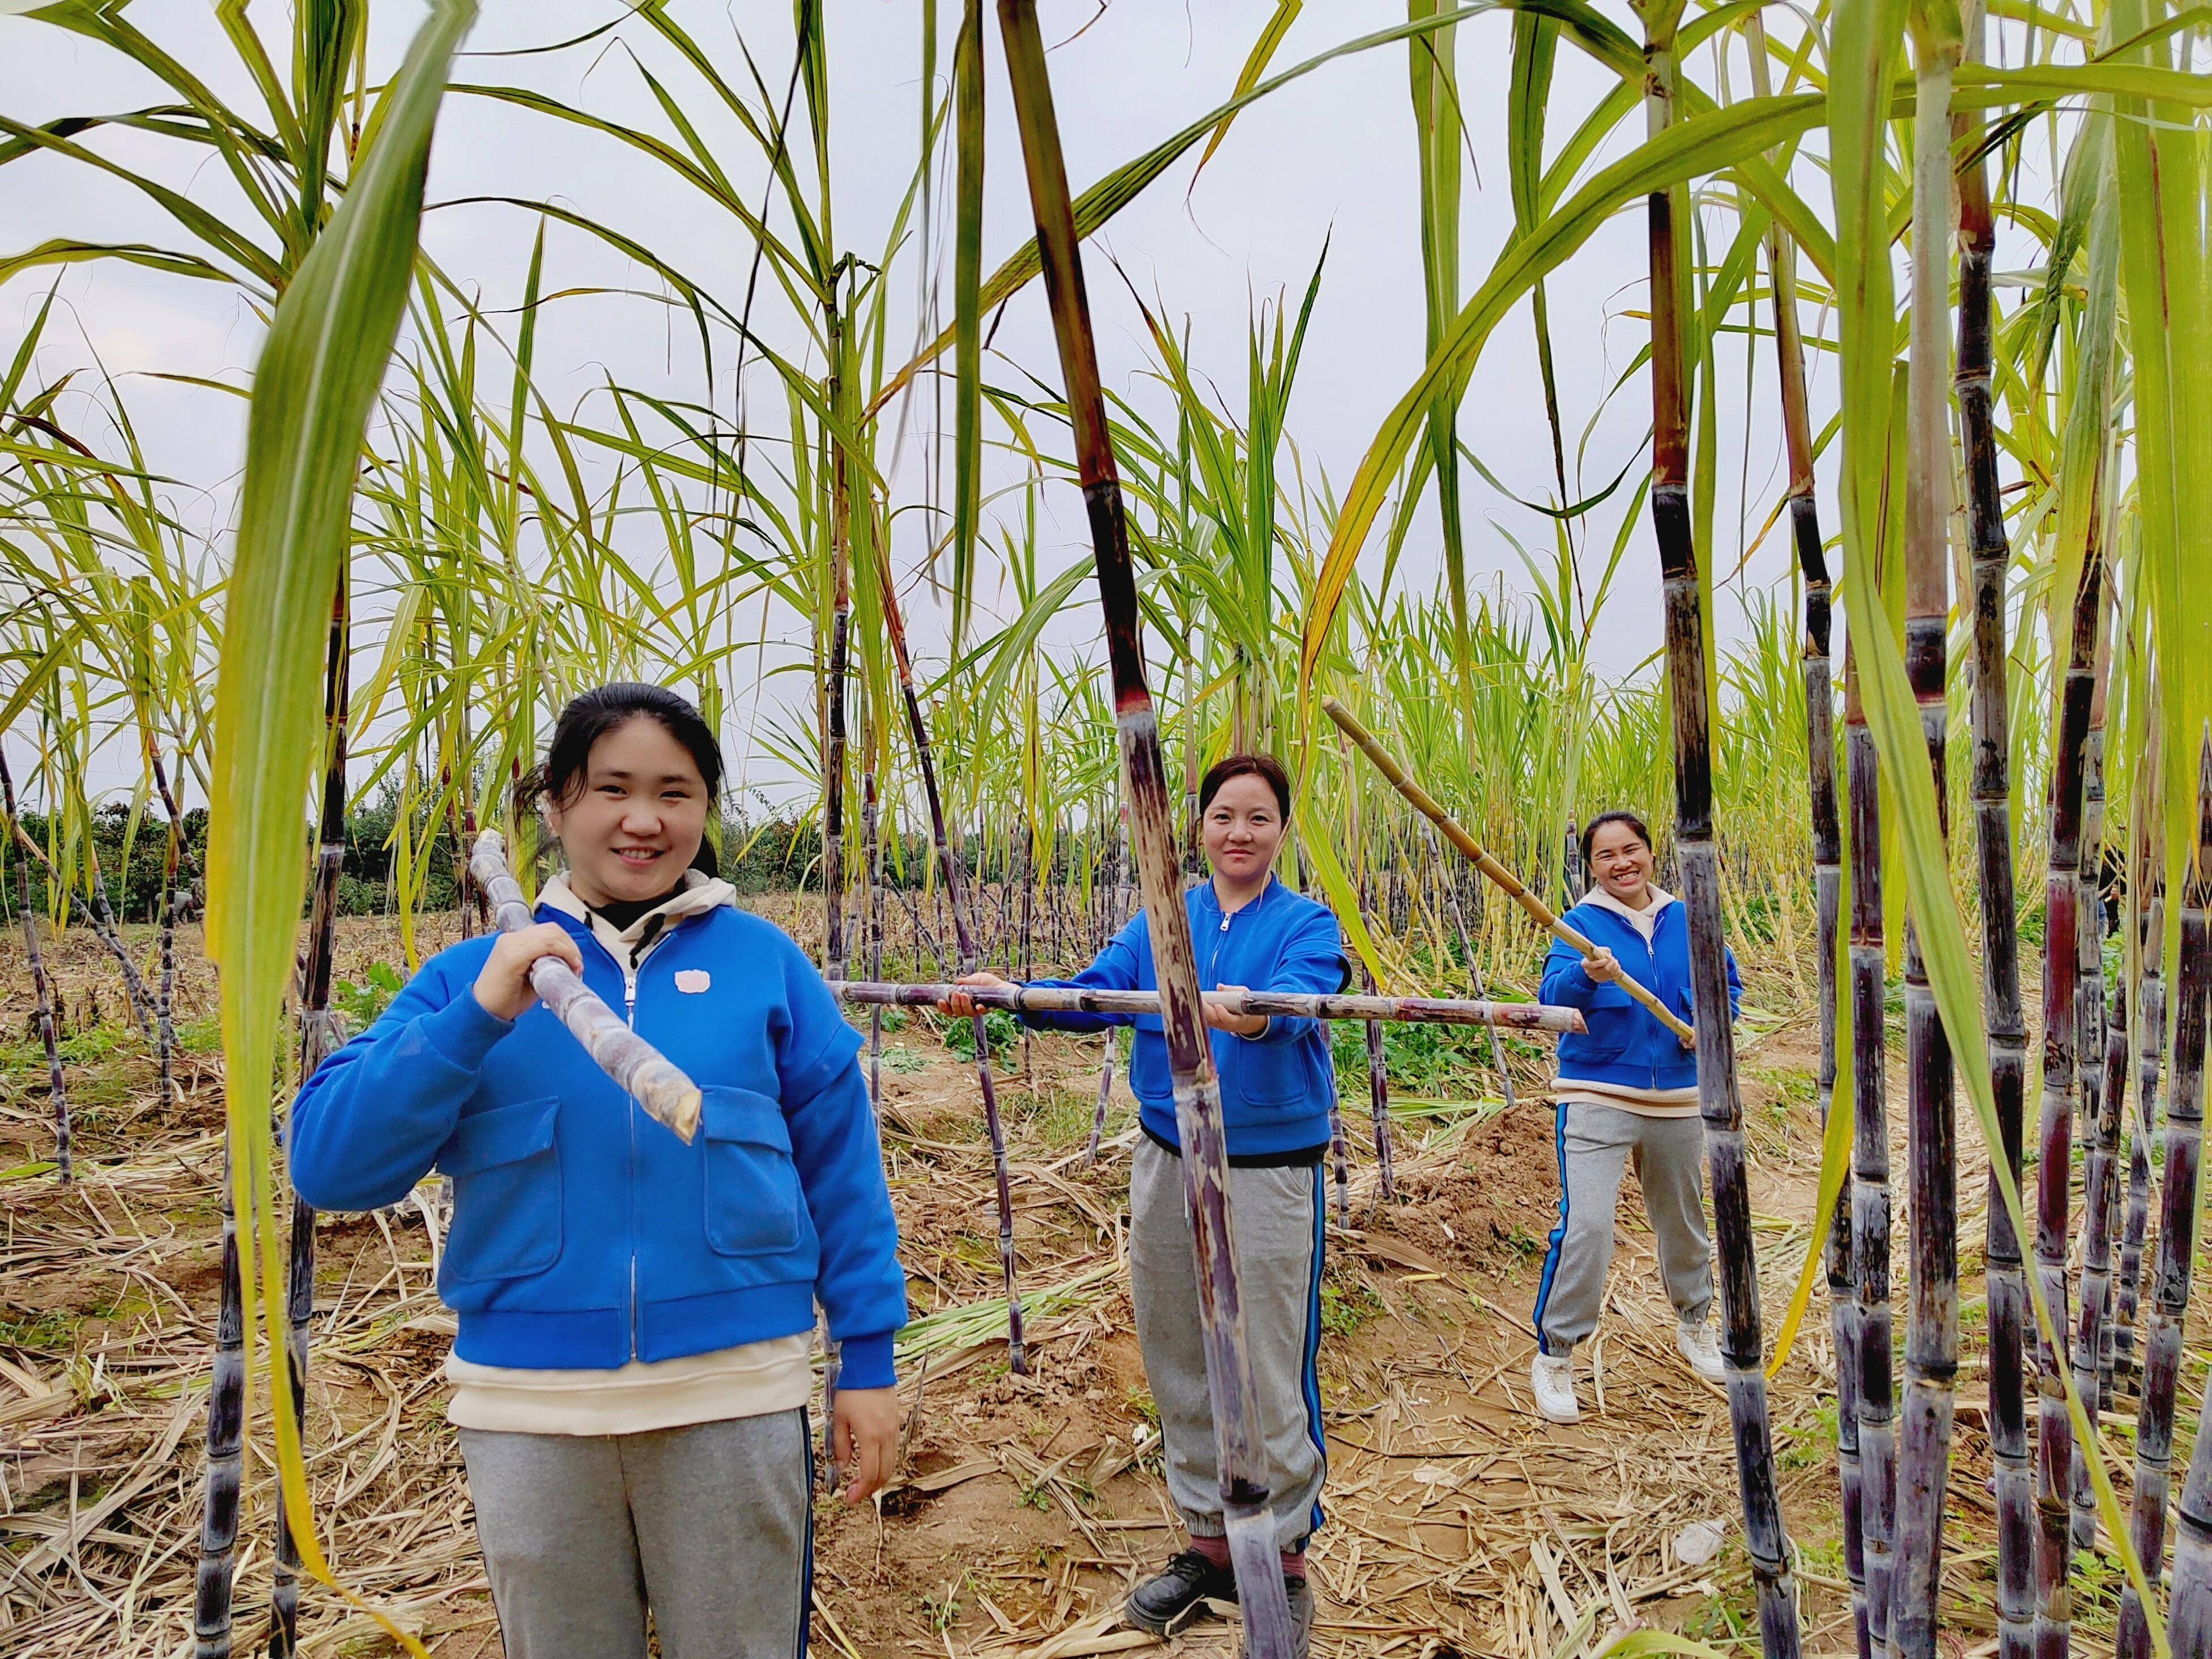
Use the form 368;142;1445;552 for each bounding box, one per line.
519;683;725;875
1198;752;1291;820
1580;809;1654;867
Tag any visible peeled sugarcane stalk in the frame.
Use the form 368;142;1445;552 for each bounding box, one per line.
0;750;69;1181
466;832;701;1143
1954;51;2032;1654
1845;644;1898;1657
1640;33;1796;1652
1891;30;1960;1649
997;5;1298;1645
273;575;350;1656
2034;547;2103;1657
2117;746;2212;1659
2070;978;2129;1552
1320;696;1693;1043
1745;24;1862;1639
834;981;1584;1031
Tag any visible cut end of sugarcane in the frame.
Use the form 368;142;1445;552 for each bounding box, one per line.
645;1083;694;1150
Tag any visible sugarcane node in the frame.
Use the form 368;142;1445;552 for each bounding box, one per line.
469;831;704;1144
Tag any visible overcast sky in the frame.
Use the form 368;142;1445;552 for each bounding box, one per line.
5;1;2056;808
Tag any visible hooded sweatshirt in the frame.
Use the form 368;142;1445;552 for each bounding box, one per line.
1541;884;1741;1117
288;870;906;1432
1016;877;1348;1160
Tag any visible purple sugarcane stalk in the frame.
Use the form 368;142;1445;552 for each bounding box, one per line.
1955;76;2032;1659
2117;747;2212;1659
2032;547;2100;1657
997;3;1296;1643
273;572;350;1655
1644;37;1797;1650
1845;648;1896;1657
871;514;1025;1375
0;750;68;1182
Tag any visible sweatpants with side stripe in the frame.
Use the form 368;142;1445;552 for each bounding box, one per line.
459;1408;812;1659
1533;1100;1713;1356
1130;1135;1328;1550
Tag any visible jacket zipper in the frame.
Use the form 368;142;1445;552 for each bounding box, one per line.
626;965;640;1362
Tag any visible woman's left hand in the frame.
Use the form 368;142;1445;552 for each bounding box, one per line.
832;1386;902;1504
1203;985;1269;1039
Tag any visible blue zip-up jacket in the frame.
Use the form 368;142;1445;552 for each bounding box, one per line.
1541;894;1741;1091
1019;878;1347;1158
287;903;907;1386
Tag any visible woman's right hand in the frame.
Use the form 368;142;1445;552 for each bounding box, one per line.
472;924;584;1022
940;971;1012;1020
1582;946;1622;986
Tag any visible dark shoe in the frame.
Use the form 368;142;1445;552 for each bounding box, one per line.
1125;1549;1236;1636
1239;1575;1314;1659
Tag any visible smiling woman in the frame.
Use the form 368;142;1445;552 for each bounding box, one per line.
286;681;908;1659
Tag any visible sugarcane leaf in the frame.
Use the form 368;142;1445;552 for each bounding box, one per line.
204;1;473;1645
1192;0;1303;185
1301;91;1827;694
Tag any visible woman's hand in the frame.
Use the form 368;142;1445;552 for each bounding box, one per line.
1203;985;1269;1039
1581;947;1622;986
832;1386;903;1504
471;924;583;1022
939;971;1011;1020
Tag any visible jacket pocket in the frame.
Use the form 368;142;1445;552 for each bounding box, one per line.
1126;1031;1171;1104
439;1096;562;1284
1572;987;1640;1063
1226;1036;1305;1106
701;1086;803;1257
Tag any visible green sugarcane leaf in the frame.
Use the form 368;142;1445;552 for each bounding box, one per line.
204;0;474;1640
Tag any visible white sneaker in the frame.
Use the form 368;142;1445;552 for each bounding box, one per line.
1678;1320;1728;1385
1530;1351;1580;1423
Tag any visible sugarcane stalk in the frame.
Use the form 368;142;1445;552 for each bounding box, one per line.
272;573;350;1656
466;831;701;1143
1357;879;1396;1204
1954;40;2032;1653
2071;976;2129;1553
2034;547;2102;1657
2118;745;2212;1659
835;981;1584;1031
1844;643;1898;1658
1890;25;1960;1649
1643;33;1796;1653
3;823;159;1040
997;5;1296;1644
863;762;883;1110
870;502;1025;1373
0;749;69;1182
2165;933;2212;1645
150;747;184;1117
1321;696;1693;1043
823;322;852;986
194;1150;245;1659
1085;1028;1115;1167
2115;860;2164;1401
1748;9;1862;1636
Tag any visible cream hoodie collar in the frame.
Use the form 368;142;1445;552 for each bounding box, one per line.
539;867;736;968
1581;882;1676;943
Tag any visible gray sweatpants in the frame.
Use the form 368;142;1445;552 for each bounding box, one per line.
458;1409;811;1659
1533;1101;1713;1356
1130;1136;1326;1550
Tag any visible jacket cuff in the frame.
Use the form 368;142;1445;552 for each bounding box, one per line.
422;991;513;1072
835;1332;897;1390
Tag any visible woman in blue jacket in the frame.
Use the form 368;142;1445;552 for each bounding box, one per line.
289;684;905;1659
1529;810;1739;1426
946;754;1344;1655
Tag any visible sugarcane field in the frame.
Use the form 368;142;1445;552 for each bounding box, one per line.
6;2;2212;1657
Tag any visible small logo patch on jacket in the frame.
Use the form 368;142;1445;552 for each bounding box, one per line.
674;969;712;994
